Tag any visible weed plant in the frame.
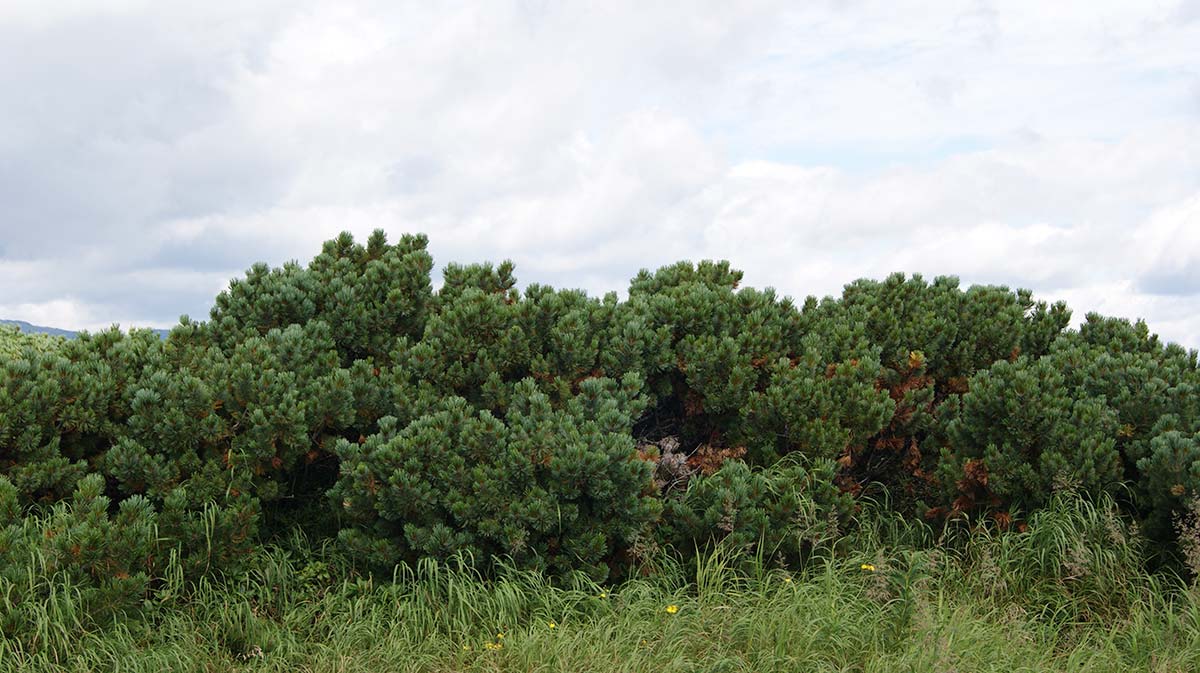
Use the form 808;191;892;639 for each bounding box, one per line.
3;494;1199;672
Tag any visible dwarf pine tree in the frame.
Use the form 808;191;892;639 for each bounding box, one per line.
331;375;658;580
0;327;160;503
939;356;1124;516
0;323;64;360
0;474;159;635
208;230;434;365
4;228;1200;582
805;273;1075;512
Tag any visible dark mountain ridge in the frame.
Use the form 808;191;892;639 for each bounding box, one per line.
1;319;170;340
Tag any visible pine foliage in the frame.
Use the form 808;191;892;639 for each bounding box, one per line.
3;229;1200;583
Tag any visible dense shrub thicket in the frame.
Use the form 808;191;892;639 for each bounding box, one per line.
0;324;62;360
3;230;1199;607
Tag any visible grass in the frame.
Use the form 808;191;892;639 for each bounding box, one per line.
3;495;1200;672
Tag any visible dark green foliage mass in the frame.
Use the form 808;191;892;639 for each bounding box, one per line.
0;328;161;503
657;457;853;566
3;228;1199;587
618;260;894;472
933;312;1200;542
837;274;1070;382
332;375;658;580
939;357;1123;513
208;230;433;365
784;273;1077;514
0;474;158;636
1137;430;1200;539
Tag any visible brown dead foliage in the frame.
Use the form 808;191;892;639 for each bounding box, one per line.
688;443;746;476
951;458;1002;514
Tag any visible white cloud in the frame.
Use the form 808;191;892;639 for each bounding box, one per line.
0;298;106;332
0;1;1197;347
1134;194;1200;296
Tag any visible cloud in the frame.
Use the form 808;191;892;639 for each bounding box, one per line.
1134;194;1200;297
0;1;1197;349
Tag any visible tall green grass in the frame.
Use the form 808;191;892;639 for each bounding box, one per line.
3;494;1199;672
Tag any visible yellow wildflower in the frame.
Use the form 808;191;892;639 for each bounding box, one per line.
484;642;503;651
496;632;505;640
783;576;793;583
598;591;609;599
462;644;471;652
861;563;876;572
665;604;679;615
548;621;557;629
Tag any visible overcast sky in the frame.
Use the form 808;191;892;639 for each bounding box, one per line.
1;1;1198;348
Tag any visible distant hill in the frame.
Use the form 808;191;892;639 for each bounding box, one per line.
0;319;170;339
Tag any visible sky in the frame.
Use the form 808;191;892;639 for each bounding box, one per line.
1;1;1198;347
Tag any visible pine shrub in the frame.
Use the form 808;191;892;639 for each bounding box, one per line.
3;228;1200;584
